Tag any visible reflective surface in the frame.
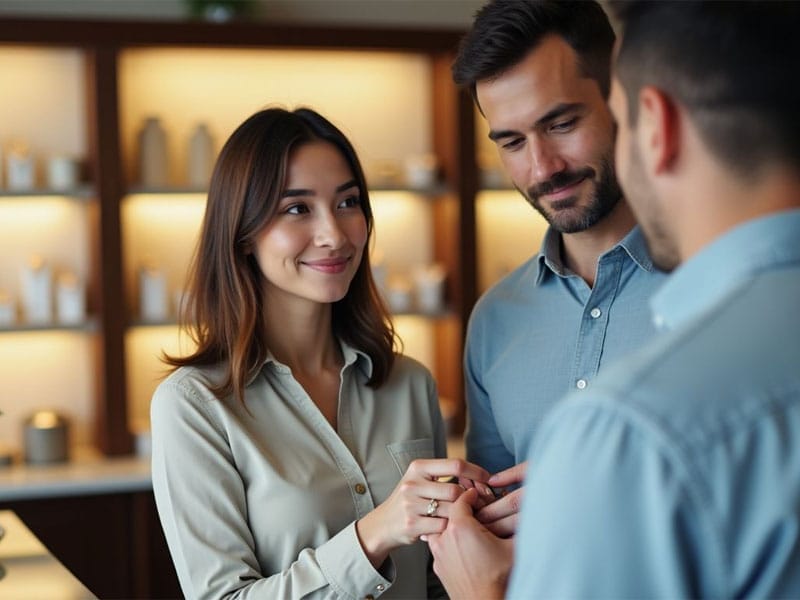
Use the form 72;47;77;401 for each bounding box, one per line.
0;511;96;599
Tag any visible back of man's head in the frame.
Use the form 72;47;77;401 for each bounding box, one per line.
452;0;615;105
611;0;800;179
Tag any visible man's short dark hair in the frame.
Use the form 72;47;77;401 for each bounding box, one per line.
452;0;616;106
610;0;800;178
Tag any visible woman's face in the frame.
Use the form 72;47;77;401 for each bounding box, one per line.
253;140;368;309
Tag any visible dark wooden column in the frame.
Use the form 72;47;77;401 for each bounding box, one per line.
85;45;134;455
431;51;478;434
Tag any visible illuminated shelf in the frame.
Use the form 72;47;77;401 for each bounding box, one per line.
0;318;98;334
0;185;94;200
128;318;179;328
126;186;206;195
125;183;451;197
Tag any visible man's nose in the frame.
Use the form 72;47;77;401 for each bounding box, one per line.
528;137;567;184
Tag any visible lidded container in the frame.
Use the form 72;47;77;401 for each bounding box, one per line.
24;410;70;464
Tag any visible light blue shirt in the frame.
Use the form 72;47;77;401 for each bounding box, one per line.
464;225;666;474
508;210;800;598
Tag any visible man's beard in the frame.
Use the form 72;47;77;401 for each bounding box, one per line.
522;157;623;234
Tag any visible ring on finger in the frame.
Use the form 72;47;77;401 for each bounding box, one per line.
426;498;439;517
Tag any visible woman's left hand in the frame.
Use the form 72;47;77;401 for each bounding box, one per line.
355;458;492;568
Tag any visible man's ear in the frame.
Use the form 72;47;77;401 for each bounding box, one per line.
637;85;680;175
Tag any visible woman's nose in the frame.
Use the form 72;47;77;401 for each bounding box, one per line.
313;211;346;248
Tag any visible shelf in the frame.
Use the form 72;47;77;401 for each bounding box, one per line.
0;185;95;200
125;183;452;196
0;319;98;334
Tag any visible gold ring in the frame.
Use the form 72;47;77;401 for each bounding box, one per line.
426;498;439;517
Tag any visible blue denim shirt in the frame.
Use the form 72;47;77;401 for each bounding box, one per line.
509;210;800;598
464;225;667;474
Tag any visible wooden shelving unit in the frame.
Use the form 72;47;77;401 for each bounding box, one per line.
0;17;479;455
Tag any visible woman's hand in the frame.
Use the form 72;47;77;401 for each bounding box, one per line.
356;458;491;568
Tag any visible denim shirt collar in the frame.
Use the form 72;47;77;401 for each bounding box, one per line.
651;209;800;331
535;225;655;284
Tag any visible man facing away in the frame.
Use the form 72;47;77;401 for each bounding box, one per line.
452;0;665;535
428;1;800;597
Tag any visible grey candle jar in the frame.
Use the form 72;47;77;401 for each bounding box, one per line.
23;410;69;464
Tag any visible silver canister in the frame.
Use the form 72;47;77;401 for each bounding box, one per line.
24;410;69;464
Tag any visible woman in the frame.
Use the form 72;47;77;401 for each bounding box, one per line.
151;107;492;599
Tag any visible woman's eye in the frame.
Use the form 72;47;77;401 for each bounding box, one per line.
284;203;309;215
338;195;361;209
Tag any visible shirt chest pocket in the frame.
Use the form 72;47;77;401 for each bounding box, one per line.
386;438;435;475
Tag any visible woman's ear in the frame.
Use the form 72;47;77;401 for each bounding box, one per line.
637;85;681;175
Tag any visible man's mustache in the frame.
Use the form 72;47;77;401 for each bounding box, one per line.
528;166;596;199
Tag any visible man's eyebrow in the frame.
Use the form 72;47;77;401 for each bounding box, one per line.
488;102;586;141
280;179;358;198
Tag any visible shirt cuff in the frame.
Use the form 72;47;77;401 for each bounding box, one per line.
316;521;395;599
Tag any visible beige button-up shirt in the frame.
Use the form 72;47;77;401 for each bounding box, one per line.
152;342;446;599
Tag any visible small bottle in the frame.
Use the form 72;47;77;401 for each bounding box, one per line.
21;255;53;324
187;122;214;189
56;271;86;325
138;117;168;187
139;262;168;322
6;140;36;191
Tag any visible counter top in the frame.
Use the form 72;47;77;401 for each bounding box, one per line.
0;451;151;502
0;510;97;598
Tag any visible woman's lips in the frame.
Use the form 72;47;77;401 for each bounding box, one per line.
302;257;350;274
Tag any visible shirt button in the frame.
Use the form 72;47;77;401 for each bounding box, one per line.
576;379;587;390
355;483;367;495
376;584;385;592
364;596;375;600
590;307;602;319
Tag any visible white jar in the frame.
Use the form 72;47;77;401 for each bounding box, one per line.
47;155;79;190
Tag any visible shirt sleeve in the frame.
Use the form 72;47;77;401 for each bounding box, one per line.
151;379;394;600
507;396;715;599
463;317;516;474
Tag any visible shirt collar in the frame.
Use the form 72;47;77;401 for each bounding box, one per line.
261;338;374;380
651;209;800;331
535;225;655;284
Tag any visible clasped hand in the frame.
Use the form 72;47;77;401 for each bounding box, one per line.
424;462;527;600
356;458;492;567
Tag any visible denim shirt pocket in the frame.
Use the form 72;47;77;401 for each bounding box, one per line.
386;438;435;476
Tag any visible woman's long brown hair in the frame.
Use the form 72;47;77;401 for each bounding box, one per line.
164;107;397;404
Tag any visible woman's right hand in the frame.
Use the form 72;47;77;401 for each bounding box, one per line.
355;458;492;568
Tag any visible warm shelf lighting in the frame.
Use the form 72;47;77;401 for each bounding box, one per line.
0;198;89;297
477;190;549;292
369;191;434;271
0;47;87;160
394;315;435;373
119;48;432;188
0;331;93;451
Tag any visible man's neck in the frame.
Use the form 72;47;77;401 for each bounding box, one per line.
560;200;637;287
